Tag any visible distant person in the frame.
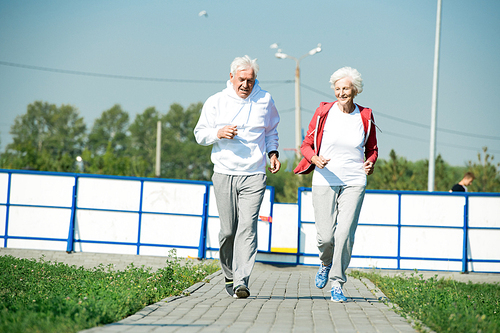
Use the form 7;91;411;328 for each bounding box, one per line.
194;55;281;299
294;67;378;302
450;172;475;192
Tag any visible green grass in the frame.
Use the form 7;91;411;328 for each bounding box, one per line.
0;251;220;333
350;270;500;332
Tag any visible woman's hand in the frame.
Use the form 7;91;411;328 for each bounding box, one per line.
364;160;375;175
311;155;330;169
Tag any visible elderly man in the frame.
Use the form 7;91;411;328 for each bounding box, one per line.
194;55;280;298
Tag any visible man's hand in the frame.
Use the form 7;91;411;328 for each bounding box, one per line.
311;155;330;169
364;160;375;175
217;125;238;139
268;155;281;174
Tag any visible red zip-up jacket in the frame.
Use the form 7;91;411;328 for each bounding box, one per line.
293;101;378;175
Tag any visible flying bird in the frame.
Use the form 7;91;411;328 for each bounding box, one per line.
198;10;208;17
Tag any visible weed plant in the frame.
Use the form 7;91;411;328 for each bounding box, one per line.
0;251;219;333
351;270;499;332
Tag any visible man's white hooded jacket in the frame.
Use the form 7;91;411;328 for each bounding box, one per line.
194;80;280;175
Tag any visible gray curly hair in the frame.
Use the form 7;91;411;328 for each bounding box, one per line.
329;67;363;95
230;55;259;78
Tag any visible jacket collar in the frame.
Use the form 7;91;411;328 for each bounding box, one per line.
224;79;261;101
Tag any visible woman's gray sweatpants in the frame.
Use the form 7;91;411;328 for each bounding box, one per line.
212;172;267;289
312;185;366;288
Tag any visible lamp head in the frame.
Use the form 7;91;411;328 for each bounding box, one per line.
275;50;288;59
308;43;322;55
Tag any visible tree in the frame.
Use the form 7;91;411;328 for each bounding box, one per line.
468;147;500;192
4;101;86;171
87;104;129;156
367;149;414;190
127;106;161;177
434;154;466;191
161;103;212;180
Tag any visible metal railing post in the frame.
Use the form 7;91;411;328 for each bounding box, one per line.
3;172;12;248
297;187;305;265
66;179;78;253
198;184;210;259
462;194;469;273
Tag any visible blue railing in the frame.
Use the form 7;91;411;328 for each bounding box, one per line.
297;187;500;273
0;169;275;260
1;169;499;273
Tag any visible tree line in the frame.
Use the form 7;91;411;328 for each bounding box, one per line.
1;101;499;202
0;101;212;181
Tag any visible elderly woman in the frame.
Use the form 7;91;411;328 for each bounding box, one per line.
294;67;378;302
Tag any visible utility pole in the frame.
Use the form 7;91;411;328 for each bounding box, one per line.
272;43;322;156
155;120;161;177
428;0;442;192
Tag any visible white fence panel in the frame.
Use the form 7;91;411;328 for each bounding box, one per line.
469;196;500;228
140;214;202;247
10;174;74;207
142;182;206;215
77;178;141;211
0;173;9;204
8;206;70;239
359;193;399;225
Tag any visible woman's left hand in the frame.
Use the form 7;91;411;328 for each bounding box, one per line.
364;160;375;175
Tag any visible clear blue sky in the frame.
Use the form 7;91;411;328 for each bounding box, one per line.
1;0;499;167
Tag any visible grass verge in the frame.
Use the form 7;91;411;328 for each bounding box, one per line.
0;251;219;333
350;270;499;332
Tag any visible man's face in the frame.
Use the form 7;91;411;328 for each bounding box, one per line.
230;68;255;99
464;177;474;186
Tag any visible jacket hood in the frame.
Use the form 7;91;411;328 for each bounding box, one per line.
317;101;336;116
224;79;262;101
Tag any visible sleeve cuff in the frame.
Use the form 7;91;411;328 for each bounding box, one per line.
268;150;279;159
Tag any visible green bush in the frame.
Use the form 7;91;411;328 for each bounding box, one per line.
351;270;500;332
0;252;219;333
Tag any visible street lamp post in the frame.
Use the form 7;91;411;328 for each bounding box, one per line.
271;43;322;156
428;0;442;192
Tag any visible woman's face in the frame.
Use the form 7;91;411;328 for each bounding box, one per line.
334;77;356;106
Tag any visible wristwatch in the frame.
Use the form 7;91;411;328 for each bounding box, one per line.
268;150;279;159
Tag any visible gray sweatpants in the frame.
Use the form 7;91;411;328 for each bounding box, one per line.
212;172;267;289
312;185;366;288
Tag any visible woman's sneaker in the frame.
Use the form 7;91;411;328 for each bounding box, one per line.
234;285;250;299
331;286;347;302
225;278;234;297
315;262;332;289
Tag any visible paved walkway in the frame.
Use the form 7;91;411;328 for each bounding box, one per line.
2;248;498;332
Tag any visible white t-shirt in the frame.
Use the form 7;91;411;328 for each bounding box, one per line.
312;103;366;186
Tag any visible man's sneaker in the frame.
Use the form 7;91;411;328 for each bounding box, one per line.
315;262;332;289
233;285;250;299
331;286;347;302
225;278;234;297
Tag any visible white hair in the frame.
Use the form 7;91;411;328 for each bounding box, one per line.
329;67;363;95
230;55;259;78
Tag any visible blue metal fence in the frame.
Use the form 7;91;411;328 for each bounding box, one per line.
0;169;275;259
1;169;499;272
297;187;500;273
0;169;212;257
